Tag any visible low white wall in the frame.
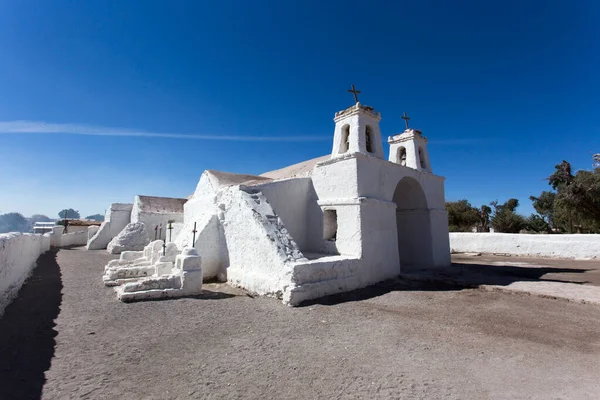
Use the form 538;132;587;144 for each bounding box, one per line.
450;233;600;260
61;231;88;247
0;233;51;316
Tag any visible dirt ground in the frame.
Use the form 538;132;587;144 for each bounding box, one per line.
1;248;600;400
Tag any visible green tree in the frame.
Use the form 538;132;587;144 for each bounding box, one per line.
490;199;527;233
446;200;479;232
526;214;550;233
476;205;492;232
0;212;28;233
85;214;105;221
544;159;600;233
58;208;80;219
529;191;556;232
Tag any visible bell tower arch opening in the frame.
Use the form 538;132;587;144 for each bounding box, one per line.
339;124;350;153
393;177;433;269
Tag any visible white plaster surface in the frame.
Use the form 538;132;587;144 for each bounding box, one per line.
252;177;312;251
117;248;203;302
219;186;305;300
107;222;150;254
50;226;64;247
450;233;600;260
0;233;51;315
87;225;100;240
388;129;432;173
103;240;166;285
331;103;384;160
174;172;224;280
60;231;89;247
87;203;133;250
130;195;186;241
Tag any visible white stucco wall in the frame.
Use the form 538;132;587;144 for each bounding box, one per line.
251;177;312;251
60;231;88;247
219;187;304;298
174;172;223;279
0;233;51;316
64;225;89;234
87;203;133;250
310;153;450;269
130;196;186;242
450;233;600;260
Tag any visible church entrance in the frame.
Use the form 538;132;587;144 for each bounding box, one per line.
393;177;433;269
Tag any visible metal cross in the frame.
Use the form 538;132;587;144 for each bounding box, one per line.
347;84;361;103
401;112;411;130
162;239;166;256
168;222;173;242
154;225;158;240
192;222;197;245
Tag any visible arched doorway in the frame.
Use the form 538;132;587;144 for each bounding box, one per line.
393;177;433;269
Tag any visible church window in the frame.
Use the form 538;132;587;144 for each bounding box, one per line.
419;147;427;169
398;147;407;166
339;125;350;153
365;125;373;153
323;210;337;241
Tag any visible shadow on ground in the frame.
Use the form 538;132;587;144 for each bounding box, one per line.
302;262;591;307
449;262;591;285
0;248;62;400
301;277;464;306
121;289;237;303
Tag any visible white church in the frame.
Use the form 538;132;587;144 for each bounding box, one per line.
99;95;451;305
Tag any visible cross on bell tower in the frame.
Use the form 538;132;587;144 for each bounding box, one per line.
387;112;432;173
401;112;410;130
347;84;361;104
330;86;384;160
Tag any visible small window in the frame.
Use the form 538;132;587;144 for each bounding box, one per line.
398;147;407;166
323;210;337;241
418;147;427;169
365;125;373;153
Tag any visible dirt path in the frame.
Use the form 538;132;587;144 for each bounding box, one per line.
1;248;600;399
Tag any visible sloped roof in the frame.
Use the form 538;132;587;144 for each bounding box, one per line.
259;155;329;180
205;170;272;188
198;155;329;192
136;195;187;214
63;219;102;226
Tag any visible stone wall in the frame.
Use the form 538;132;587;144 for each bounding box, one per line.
450;233;600;260
0;233;51;316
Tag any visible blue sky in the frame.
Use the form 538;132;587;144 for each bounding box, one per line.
0;0;598;218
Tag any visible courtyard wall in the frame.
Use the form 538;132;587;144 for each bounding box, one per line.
0;232;51;316
450;232;600;260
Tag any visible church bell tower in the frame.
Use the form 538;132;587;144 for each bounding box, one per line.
330;85;384;160
388;112;432;173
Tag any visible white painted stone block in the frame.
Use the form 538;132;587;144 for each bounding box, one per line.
107;222;150;254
